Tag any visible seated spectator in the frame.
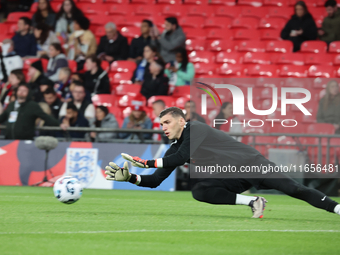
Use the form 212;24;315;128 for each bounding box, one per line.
0;69;26;107
150;17;186;63
34;23;59;58
88;106;119;142
131;45;161;84
214;102;243;141
84;54;110;96
319;0;340;44
128;20;153;62
165;47;195;91
59;82;95;121
27;60;54;102
67;15;97;70
55;0;84;41
32;0;56;29
46;43;68;82
141;59;169;100
184;100;205;123
43;87;62;120
317;80;340;134
96;22;129;63
59;102;89;139
281;1;318;52
0;83;59;140
151;99;168;143
119;105;152;140
0;39;23;82
54;67;72;101
12;17;37;57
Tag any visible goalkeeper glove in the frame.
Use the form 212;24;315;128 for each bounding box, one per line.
105;161;131;181
121;153;154;168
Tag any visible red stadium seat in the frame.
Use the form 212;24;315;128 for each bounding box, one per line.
329;41;340;53
230;17;259;29
304;53;333;65
104;0;129;3
118;95;146;107
333;54;340;65
307;123;336;134
194;63;217;76
120;27;140;43
91;94;118;107
246;64;278;77
300;41;328;53
188;51;215;63
209;0;236;5
266;40;293;53
130;0;154;4
236;40;266;52
216;52;242;64
6;12;33;23
215;6;242;18
116;16;143;28
203;17;232;29
50;2;62;12
68;60;77;73
243;52;272;65
134;5;162;17
109;4;135;16
109;73;133;86
206;40;236;52
30;2;38;13
187;5;214;17
172;86;191;97
263;0;288;6
110;61;137;73
95;27;106;37
179;17;204;29
183;0;206;4
175;95;191;109
206;29;233;40
288;0;316;7
147;96;176;107
267;7;293;19
258;17;286;30
101;61;110;72
279;65;308;77
157;0;180;5
115;84;142;96
185;39;206;51
217;63;244;77
161;5;186;16
233;29;262;41
241;7;269;19
238;0;263;7
87;15;112;26
308;65;336;78
260;29;281;40
185;28;208;40
274;53;304;65
77;3;107;15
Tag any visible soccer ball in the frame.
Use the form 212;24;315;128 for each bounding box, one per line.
53;176;82;204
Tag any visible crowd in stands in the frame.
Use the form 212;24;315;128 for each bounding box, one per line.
0;0;340;143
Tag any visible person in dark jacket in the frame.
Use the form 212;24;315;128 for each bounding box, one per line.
27;60;54;102
84;54;110;96
0;83;59;140
319;0;340;44
141;59;169;100
43;87;63;120
184;100;206;124
281;1;318;52
32;0;56;28
46;42;69;82
96;22;129;63
128;20;152;62
12;17;37;57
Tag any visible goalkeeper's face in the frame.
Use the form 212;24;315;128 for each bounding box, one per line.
160;113;186;140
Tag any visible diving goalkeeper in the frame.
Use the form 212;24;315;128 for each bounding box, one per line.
105;107;340;218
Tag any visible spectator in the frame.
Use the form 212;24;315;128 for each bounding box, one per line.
214;102;243;141
317;80;340;134
59;102;89;139
54;67;72;101
0;39;23;82
281;1;318;52
319;0;340;44
32;0;56;28
12;17;37;57
27;60;54;102
0;84;59;140
46;43;68;82
128;20;153;62
33;23;59;58
84;54;110;96
152;99;168;143
150;17;186;62
131;45;161;84
55;0;84;40
88;106;119;142
165;47;195;90
119;105;152;140
0;102;2;115
43;87;62;120
184;100;205;123
0;69;25;107
59;82;95;121
141;59;169;100
67;15;97;70
96;22;129;63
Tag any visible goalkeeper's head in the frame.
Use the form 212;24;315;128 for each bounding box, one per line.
159;107;186;140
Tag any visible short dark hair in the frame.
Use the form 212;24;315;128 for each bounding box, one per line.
86;54;101;68
73;15;90;30
165;17;179;28
43;87;57;95
67;102;78;112
186;100;195;106
18;83;30;91
325;0;337;7
142;19;153;27
152;99;166;108
50;42;62;53
159;107;185;119
19;17;31;26
72;80;84;87
97;105;109;116
10;69;26;83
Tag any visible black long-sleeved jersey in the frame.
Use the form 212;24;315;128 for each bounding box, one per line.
133;121;262;188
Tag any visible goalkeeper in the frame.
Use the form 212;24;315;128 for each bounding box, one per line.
105;107;340;218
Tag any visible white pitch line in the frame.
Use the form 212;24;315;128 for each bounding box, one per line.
0;229;339;235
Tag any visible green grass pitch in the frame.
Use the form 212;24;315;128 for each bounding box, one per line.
1;186;340;255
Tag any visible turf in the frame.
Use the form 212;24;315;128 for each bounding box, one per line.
0;186;340;255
